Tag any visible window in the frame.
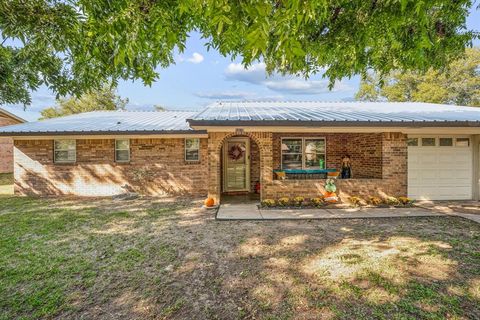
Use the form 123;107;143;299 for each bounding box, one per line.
407;138;418;146
115;139;130;162
281;138;326;170
305;139;326;169
456;138;470;147
54;140;76;163
439;138;453;146
421;138;436;146
185;138;200;161
281;139;302;169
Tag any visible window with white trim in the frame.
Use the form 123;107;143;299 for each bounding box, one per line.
185;138;200;161
281;138;326;169
115;139;130;162
54;140;76;163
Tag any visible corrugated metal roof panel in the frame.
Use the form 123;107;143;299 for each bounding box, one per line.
189;101;480;123
0;111;201;135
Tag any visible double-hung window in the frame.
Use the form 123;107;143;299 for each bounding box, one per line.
54;140;76;163
185;138;200;161
281;138;326;169
115;139;130;162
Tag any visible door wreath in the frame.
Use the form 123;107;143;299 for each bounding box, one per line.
228;144;244;161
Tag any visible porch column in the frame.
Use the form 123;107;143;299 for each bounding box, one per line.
207;132;227;204
381;132;408;196
251;132;273;201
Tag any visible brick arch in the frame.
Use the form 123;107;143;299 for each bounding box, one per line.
212;131;268;154
207;131;273;204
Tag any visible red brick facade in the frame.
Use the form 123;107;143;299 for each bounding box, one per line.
14;138;208;196
0;114;23;173
13;132;407;200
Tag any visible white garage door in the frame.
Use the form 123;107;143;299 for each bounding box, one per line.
408;136;472;200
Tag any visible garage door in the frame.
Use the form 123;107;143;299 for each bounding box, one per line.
408;136;472;200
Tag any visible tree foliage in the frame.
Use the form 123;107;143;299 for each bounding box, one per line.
356;48;480;106
1;0;478;105
40;86;127;119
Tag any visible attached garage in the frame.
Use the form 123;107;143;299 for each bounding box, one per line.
408;135;473;200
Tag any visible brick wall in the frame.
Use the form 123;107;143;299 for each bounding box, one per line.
0;115;22;173
272;133;383;178
250;140;260;192
13;138;208;196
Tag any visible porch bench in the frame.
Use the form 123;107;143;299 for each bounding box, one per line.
273;169;337;180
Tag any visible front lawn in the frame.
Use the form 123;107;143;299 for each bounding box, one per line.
0;196;479;319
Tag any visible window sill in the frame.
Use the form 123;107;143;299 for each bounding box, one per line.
185;160;201;164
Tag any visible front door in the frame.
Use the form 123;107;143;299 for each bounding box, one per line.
223;137;250;192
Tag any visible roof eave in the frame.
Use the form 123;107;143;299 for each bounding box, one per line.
0;108;27;123
187;120;480;128
0;129;207;137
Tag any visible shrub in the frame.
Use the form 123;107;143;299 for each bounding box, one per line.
385;196;400;206
261;199;276;207
311;197;324;207
293;196;305;207
397;196;413;205
278;197;291;207
368;196;382;206
348;196;363;207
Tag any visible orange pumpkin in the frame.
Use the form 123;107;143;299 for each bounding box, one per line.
204;197;215;207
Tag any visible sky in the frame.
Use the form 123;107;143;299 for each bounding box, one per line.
3;6;480;121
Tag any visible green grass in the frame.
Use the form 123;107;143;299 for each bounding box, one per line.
0;196;479;319
0;173;13;194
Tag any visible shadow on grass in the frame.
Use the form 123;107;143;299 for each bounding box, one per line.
0;196;479;319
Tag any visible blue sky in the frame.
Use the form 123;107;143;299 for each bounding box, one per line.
4;6;480;121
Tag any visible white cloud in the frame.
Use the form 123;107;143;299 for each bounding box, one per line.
224;62;351;95
194;90;284;101
187;52;204;64
194;91;256;100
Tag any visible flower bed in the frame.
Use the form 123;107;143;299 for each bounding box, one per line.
259;195;414;209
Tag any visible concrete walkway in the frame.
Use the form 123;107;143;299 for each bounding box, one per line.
416;201;480;224
216;203;444;220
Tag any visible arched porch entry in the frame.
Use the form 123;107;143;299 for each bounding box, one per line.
208;132;273;204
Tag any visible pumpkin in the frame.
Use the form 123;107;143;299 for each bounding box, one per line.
204;197;215;207
323;192;338;203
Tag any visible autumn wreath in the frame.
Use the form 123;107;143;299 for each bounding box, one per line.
228;144;244;161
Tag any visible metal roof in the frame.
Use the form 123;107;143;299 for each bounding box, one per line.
188;101;480;127
3;101;480;136
0;111;204;136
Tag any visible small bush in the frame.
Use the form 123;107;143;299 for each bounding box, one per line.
261;199;276;207
397;196;413;205
311;197;324;207
385;196;400;206
368;196;382;206
278;197;291;207
348;196;364;207
293;196;305;207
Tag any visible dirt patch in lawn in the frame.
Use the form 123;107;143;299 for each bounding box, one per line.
0;172;13;195
0;196;479;320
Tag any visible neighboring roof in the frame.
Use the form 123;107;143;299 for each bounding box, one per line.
0;107;27;123
188;101;480;127
0;111;204;136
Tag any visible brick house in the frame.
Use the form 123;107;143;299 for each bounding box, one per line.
0;101;479;202
0;108;26;173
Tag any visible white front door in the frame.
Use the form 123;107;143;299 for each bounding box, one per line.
408;135;472;200
223;137;250;192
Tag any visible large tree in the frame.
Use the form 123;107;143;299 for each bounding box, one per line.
1;0;478;105
356;47;480;106
40;86;127;119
